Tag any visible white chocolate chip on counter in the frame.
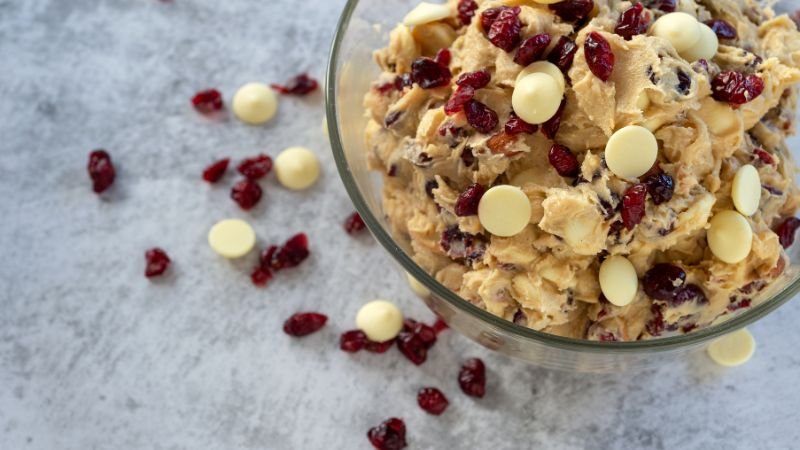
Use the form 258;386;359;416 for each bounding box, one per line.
707;210;753;264
598;255;638;307
512;72;562;124
604;125;658;179
707;328;756;367
208;219;256;259
406;272;431;298
275;146;321;190
403;2;452;27
680;23;718;62
478;185;532;237
516;61;566;94
732;164;761;216
356;300;404;342
650;12;701;53
232;83;278;125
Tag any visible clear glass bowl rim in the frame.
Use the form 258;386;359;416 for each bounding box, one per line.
324;0;799;354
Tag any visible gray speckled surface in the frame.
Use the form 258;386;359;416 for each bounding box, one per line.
1;0;800;449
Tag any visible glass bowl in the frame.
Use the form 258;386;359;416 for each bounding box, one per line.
325;0;800;372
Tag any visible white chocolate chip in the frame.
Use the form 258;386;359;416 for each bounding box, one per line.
707;328;756;367
275;146;321;190
700;99;740;135
604;125;658;179
598;255;638;307
512;72;562;125
516;61;566;95
232;83;278;125
707;210;753;264
680;23;718;62
406;272;431;298
356;300;404;342
478;185;532;237
731;165;761;216
208;219;256;259
651;12;702;53
403;2;452;27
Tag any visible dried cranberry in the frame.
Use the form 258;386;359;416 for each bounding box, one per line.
753;148;775;165
403;319;437;349
584;32;615;82
642;172;674;205
88;150;116;193
433;319;449;334
775;217;800;248
514;33;551;66
230;179;263;210
482;6;522;52
367;418;407;450
444;85;475;115
704;19;737;40
434;48;451;66
457;0;479;26
458;358;486;398
464;100;499;133
237;154;273;180
549;0;594;23
548;143;580;177
547;36;578;73
541;98;567;139
643;0;676;12
271;73;319;96
461;147;476;167
376;81;398;95
456;70;491;89
366;339;395;353
711;71;764;105
672;284;707;306
505;112;538;135
440;226;485;262
417;388;449;415
454;183;486;216
344;212;366;234
264;233;310;271
615;3;649;40
728;298;752;312
283;312;327;337
621;183;647;230
643;263;686;301
250;266;273;287
645;304;666;336
396;332;428;365
202;158;229;183
676;70;692;95
340;329;368;352
144;248;171;278
191;89;223;114
411;57;452;89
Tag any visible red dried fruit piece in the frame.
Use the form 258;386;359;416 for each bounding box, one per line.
282;312;327;337
144;248;171;278
396;332;428;365
340;329;368;352
191;89;223;114
411;57;452;89
464;99;499;133
458;0;479;26
237;154;273;180
711;71;764;105
367;418;407;450
456;70;491;89
548;143;580;177
88;150;116;193
344;212;366;234
264;233;310;271
202;158;230;183
270;73;319;96
753;148;775;165
549;0;594;23
644;0;676;12
433;319;449;334
642;171;674;205
643;263;686;301
704;19;737;40
615;3;649;40
454;183;486;216
547;36;578;73
672;284;707;307
621;183;647;230
676;70;692;95
775;217;800;248
514;33;551;66
250;266;273;287
230;179;263;210
434;48;451;66
403;319;437;349
541;98;567;139
482;6;522;52
460;146;476;167
728;298;752;312
440;226;485;263
366;339;395;353
645;304;666;336
444;85;475;115
458;358;486;398
417;388;449;415
505;112;538;135
584;32;615;82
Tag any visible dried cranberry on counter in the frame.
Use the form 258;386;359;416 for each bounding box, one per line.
202;158;230;183
88;150;116;193
458;358;486;398
282;312;327;337
191;89;223;114
271;73;319;96
237;154;273;180
230;179;263;210
344;212;367;234
144;248;171;278
367;418;407;450
262;233;310;271
417;388;449;415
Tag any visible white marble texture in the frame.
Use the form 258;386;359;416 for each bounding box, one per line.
1;0;799;449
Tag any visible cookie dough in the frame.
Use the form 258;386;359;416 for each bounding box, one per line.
363;0;800;341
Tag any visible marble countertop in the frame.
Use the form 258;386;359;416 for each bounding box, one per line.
1;0;799;449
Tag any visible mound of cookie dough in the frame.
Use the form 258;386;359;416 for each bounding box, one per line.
363;0;800;341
